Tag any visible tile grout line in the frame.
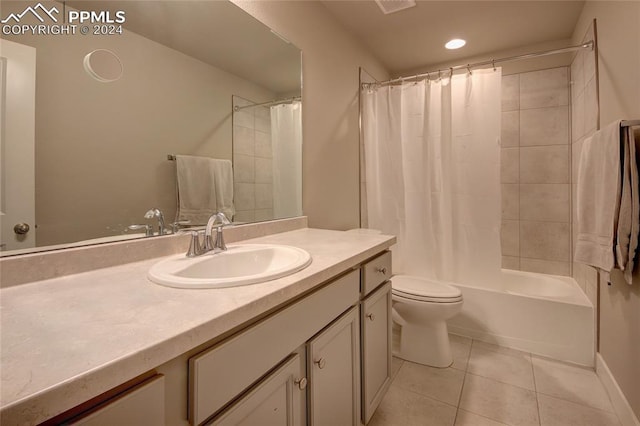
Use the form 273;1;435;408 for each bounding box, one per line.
531;353;542;426
534;390;619;415
453;338;474;425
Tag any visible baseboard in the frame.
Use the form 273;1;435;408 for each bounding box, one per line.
596;353;640;426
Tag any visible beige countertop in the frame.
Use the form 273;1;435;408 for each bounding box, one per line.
0;228;395;425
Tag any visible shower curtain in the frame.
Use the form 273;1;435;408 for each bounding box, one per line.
271;101;302;218
362;69;502;286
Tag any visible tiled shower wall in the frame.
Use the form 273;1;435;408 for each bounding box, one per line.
232;97;275;223
570;22;599;306
500;67;572;276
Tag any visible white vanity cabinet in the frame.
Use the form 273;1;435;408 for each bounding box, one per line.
308;306;361;426
360;251;393;424
190;270;361;425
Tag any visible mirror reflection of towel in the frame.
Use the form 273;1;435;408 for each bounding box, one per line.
176;155;234;225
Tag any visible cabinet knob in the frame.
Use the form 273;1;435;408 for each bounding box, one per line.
315;358;326;369
375;267;387;275
13;223;30;235
294;377;308;390
367;313;375;321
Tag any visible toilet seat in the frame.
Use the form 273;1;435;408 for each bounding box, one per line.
392;275;462;303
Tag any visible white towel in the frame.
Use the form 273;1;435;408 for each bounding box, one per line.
176;155;235;225
574;121;623;279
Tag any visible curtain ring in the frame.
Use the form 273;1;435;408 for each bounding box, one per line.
449;67;454;77
467;64;472;75
438;70;441;81
492;60;496;71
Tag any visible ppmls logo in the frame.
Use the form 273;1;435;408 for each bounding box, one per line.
2;2;126;36
1;2;59;24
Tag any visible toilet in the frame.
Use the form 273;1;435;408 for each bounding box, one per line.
391;275;463;368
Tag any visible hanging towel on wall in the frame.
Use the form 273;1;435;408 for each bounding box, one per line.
574;121;623;283
615;126;639;284
575;120;639;285
175;155;234;225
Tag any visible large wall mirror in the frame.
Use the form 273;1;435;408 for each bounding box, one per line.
0;0;302;256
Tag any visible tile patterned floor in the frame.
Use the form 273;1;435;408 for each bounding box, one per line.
369;335;620;426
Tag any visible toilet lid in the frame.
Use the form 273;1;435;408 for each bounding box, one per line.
392;275;462;302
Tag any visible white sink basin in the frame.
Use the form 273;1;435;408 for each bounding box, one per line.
148;244;312;289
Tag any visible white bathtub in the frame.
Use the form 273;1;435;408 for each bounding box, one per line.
447;269;595;366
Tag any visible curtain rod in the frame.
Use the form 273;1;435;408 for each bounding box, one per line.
622;120;640;127
233;96;301;112
363;40;594;88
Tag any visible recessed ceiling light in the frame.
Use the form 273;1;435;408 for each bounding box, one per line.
445;39;466;50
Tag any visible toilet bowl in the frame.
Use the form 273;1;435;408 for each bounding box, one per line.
391;275;463;368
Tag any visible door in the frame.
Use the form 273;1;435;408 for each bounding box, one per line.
308;306;360;426
211;353;306;426
361;282;392;424
0;39;36;251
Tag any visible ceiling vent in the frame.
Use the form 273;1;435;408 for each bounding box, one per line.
374;0;416;15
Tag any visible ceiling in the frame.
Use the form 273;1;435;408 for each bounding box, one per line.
65;1;302;94
321;1;586;76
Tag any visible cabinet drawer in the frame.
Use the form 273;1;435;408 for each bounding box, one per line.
362;251;391;296
69;375;165;425
189;270;360;425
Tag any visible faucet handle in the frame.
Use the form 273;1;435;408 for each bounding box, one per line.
184;230;204;257
128;224;153;237
170;220;191;233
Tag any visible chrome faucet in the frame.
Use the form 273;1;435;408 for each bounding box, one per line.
204;212;231;253
179;212;231;257
144;208;166;235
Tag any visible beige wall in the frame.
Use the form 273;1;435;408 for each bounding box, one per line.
572;1;640;419
3;3;275;246
232;1;390;230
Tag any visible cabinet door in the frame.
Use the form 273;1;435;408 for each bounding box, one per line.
211;352;306;426
308;306;360;426
361;282;392;424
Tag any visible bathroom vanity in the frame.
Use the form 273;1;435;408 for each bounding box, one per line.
0;226;395;425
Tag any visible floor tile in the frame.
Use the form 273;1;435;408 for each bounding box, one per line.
472;340;531;358
459;373;539;426
450;334;472;371
454;409;509;425
532;356;614;412
393;360;465;406
538;393;620;426
368;385;457;426
467;345;535;390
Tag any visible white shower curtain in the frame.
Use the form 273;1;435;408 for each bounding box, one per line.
271;101;302;218
363;69;502;286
